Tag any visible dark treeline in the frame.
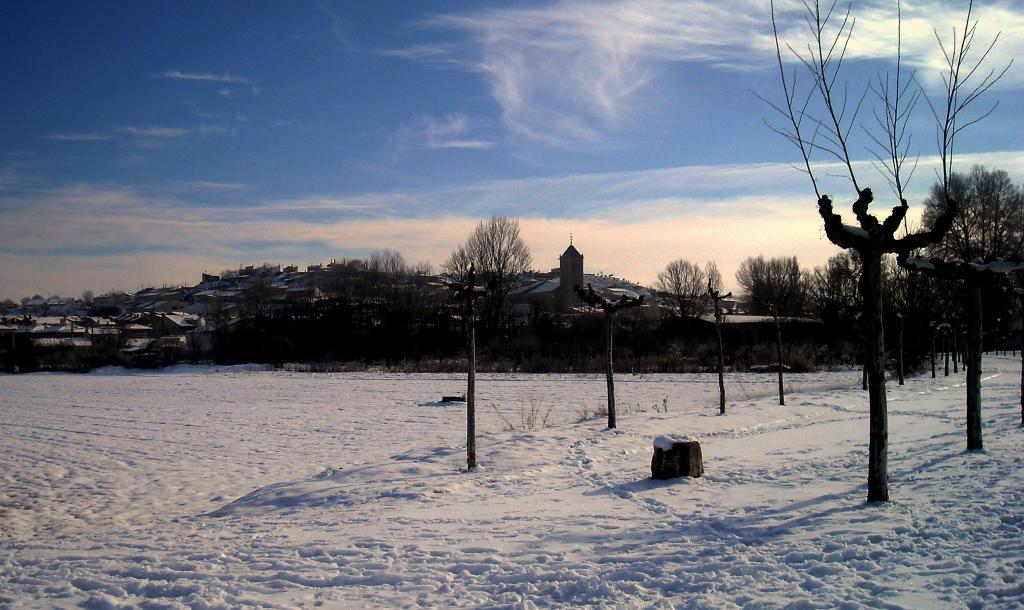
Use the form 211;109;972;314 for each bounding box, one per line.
4;247;1020;375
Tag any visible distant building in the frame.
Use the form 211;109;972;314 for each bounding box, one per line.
558;243;584;312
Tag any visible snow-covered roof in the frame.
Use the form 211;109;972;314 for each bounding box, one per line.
31;337;92;348
607;287;640;300
161;314;198;328
530;280;561;294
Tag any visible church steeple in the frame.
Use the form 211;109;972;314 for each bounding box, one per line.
559;239;584;311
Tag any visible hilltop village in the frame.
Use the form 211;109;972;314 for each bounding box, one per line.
5;244;755;371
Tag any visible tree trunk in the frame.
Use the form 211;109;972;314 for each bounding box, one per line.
931;333;936;378
715;311;726;415
897;317;905;386
861;254;889;502
953;332;959;373
467;300;477;470
944;336;950;376
965;280;983;451
775;316;785;406
862;336;869;390
605;312;616;429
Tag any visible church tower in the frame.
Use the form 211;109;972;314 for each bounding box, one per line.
559;240;584;311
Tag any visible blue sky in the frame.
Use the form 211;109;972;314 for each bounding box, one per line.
2;0;1022;299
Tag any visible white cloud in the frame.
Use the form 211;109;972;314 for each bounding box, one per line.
395;0;1022;150
155;70;254;85
114;125;230;140
391;114;493;159
773;1;1022;89
115;126;190;139
43;133;113;142
187;181;249;191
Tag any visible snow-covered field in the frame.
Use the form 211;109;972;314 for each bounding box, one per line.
1;358;1022;609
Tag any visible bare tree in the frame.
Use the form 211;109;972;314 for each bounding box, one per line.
444;215;532;333
807;253;860;320
657;260;720;318
764;0;1005;501
368;249;408;277
575;284;643;429
922;167;1024;262
736;255;805;406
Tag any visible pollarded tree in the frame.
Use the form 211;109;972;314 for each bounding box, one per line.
657;259;720;318
575;284;643;429
736;255;806;406
707;275;732;415
764;0;1005;501
899;254;1023;449
1012;281;1024;424
445;265;489;470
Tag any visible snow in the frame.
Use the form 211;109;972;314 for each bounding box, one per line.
904;257;937;270
841;224;870;239
2;358;1023;608
653;434;694;450
968;261;1024;273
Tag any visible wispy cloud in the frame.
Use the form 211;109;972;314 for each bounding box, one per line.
390;114;493;159
43;133;113;142
114;125;230;140
155;70;254;85
395;0;769;149
393;0;1022;150
316;1;359;53
115;126;190;139
187;181;250;191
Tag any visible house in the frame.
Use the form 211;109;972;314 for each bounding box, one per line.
93;291;129;309
148;313;201;335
